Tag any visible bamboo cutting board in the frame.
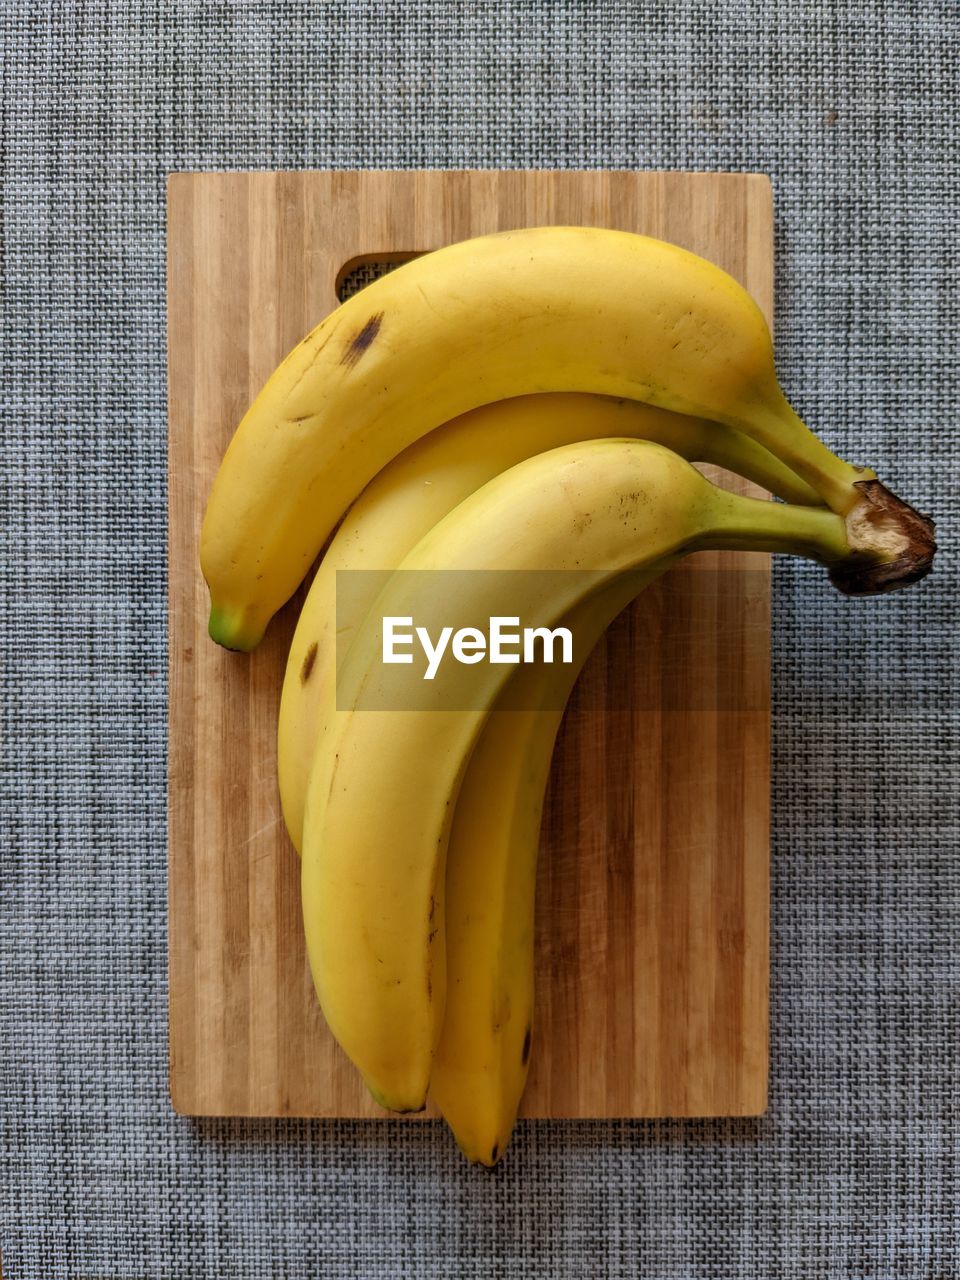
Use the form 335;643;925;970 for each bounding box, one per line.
167;170;773;1119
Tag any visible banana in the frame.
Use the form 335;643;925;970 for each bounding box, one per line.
202;227;935;651
279;392;820;854
301;439;860;1113
431;571;666;1166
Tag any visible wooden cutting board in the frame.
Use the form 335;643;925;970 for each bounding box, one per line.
167;170;773;1119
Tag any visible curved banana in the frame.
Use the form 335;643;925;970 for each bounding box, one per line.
202;227;934;650
301;439;858;1113
279;392;819;853
431;571;665;1166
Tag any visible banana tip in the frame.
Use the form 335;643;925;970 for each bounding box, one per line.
366;1083;427;1114
207;603;264;652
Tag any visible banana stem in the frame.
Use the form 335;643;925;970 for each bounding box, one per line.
702;489;853;566
744;393;871;515
694;424;822;508
746;395;936;592
706;460;937;594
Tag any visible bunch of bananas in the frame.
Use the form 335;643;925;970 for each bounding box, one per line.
200;226;935;1165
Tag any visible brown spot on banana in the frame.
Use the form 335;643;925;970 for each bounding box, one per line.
300;642;319;684
340;312;384;367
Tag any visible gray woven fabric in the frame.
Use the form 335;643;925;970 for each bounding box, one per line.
2;1;958;1276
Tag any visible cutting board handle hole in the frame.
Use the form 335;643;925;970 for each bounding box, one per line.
336;252;425;303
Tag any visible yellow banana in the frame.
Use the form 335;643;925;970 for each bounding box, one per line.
279;392;819;854
431;570;666;1166
202;227;935;651
301;439;861;1113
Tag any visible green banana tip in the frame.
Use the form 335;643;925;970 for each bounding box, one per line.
207;603;264;653
367;1084;427;1115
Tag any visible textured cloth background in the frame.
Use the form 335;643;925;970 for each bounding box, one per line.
1;2;958;1277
